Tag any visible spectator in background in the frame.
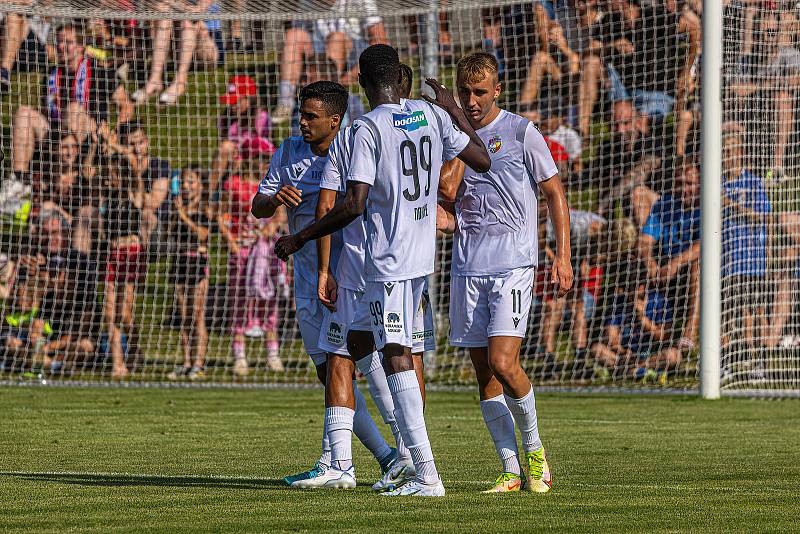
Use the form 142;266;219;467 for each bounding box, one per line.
244;213;289;372
518;19;580;113
101;154;144;379
536;96;582;175
131;0;222;105
583;0;698;148
0;253;53;372
10;24;132;184
591;259;681;385
167;166;211;382
217;161;262;378
637;156;701;352
116;121;171;250
0;253;15;301
728;11;800;184
272;0;387;123
38;213;98;373
0;6;52;92
592;99;662;217
210;75;276;194
39;133;98;230
719;123;772;381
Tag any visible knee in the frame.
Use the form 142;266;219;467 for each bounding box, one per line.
487;354;518;382
583;54;602;75
284;28;310;47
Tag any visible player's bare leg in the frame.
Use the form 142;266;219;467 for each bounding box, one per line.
486;336;552;493
470;347;523;492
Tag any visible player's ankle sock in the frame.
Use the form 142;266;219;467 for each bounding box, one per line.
278;81;296;108
352;381;391;463
480;394;521;476
326;406;354;471
356;353;410;461
319;415;332;467
387;370;438;484
266;339;279;358
505;385;542;453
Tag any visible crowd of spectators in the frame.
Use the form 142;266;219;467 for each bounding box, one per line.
0;0;798;384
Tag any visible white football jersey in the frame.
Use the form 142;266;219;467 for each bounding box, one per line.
259;137;340;299
320;127;367;292
452;110;558;276
347;99;470;282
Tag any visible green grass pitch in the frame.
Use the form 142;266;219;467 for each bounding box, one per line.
1;387;799;532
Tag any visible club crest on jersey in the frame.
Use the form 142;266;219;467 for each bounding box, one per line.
488;135;502;153
393;111;428;131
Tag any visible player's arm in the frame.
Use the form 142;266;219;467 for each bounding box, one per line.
540;175;572;298
316;188;339;310
438;157;465;203
422;78;491;173
275;181;370;261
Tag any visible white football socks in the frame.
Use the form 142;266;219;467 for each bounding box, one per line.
326;406;354;471
480;394;521;476
505;385;542;453
387;370;438;485
357;352;411;462
352;381;392;463
319;416;332;467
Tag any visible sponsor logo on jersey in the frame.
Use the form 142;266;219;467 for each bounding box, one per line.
327;321;344;345
512;317;521;328
488;135;502;154
386;312;403;335
393;111;428;131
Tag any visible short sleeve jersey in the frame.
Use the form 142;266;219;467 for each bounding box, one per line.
347;99;470;282
320;127;367;292
452;110;558;276
722;170;771;278
258;137;339;299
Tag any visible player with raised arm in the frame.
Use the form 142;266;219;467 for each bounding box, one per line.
438;52;572;493
313;63;461;492
275;44;490;496
251;81;395;488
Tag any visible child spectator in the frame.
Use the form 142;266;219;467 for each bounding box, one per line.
217;164;262;377
167;166;211;381
209;75;275;194
591;258;681;384
244;214;290;372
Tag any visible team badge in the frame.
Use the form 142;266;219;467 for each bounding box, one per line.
488;135;502;154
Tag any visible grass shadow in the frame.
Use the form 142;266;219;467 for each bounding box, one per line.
0;472;289;490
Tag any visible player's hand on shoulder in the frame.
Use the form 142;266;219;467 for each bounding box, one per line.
422;78;459;115
318;271;338;311
275;185;302;208
275;234;304;262
550;255;574;299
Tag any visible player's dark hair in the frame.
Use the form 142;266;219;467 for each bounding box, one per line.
359;44;400;88
399;63;414;98
299;81;349;118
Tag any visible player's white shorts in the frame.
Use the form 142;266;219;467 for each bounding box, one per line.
353;276;435;353
295;297;328;366
318;286;364;357
448;266;535;347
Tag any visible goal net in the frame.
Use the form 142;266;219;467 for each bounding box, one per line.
0;0;796;395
